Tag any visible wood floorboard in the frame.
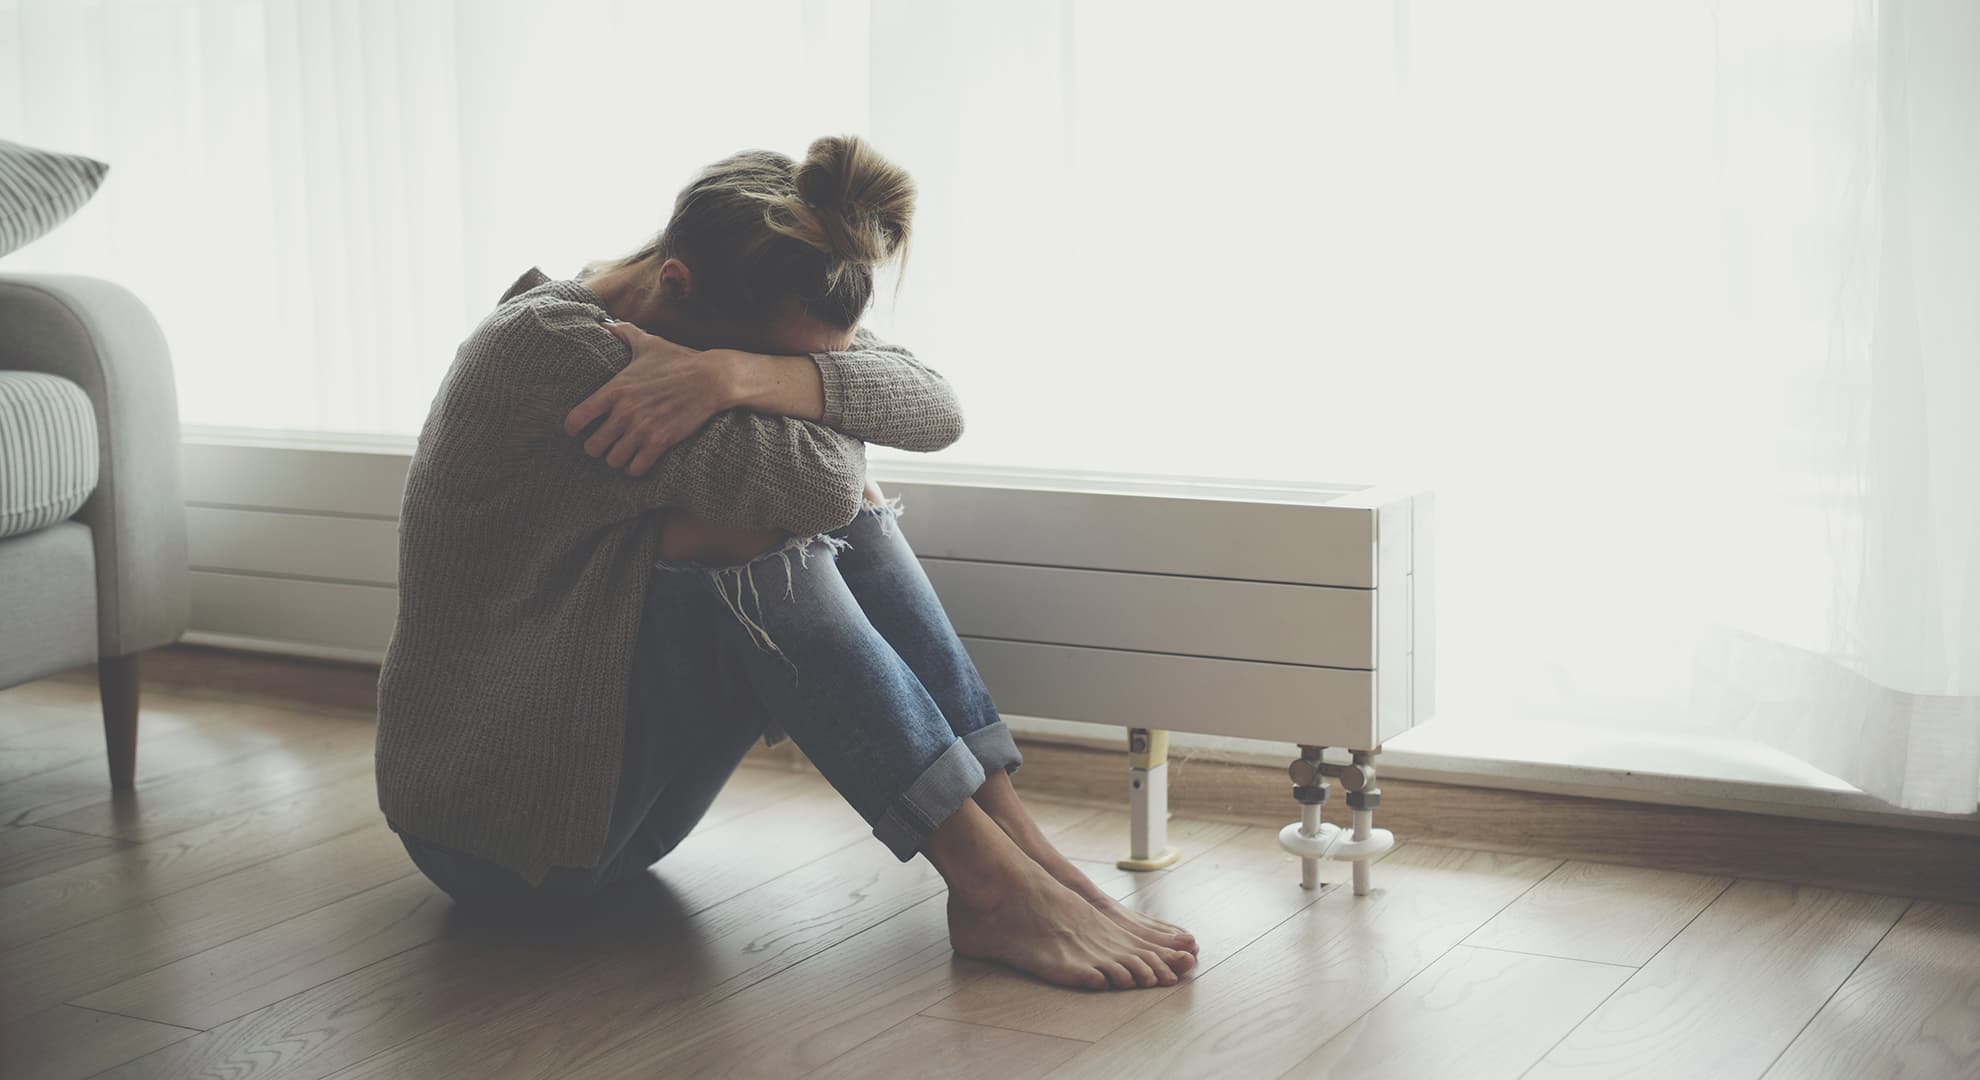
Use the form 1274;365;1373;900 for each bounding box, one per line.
2;664;1974;1080
74;872;439;1030
76;773;854;1034
0;702;369;832
1526;880;1911;1079
0;1002;198;1080
32;732;374;843
1763;900;1980;1080
0;770;383;951
311;790;1114;1080
1042;845;1563;1079
0;822;133;888
1463;860;1733;967
95;782;939;1080
922;826;1351;1042
315;838;949;1078
0;823;409;1023
0;680;257;783
1287;945;1632;1079
804;1015;1090;1080
570;846;1144;1079
0;690;101;738
587;892;992;1079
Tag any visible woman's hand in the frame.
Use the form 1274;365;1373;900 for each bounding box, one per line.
566;321;736;477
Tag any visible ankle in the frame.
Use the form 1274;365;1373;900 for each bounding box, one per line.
924;799;1044;909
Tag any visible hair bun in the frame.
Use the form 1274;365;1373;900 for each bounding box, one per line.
769;135;914;274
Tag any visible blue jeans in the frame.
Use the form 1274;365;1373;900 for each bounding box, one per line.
391;497;1022;908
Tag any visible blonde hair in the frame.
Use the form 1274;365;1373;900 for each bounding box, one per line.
587;134;914;328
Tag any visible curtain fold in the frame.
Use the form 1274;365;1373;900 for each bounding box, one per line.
3;0;1973;811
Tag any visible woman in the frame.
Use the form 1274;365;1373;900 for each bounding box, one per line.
375;135;1196;992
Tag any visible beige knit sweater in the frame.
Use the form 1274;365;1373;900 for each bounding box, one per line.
375;268;964;885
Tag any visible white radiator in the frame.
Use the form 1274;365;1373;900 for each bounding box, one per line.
880;460;1434;892
182;439;1433;890
878;460;1433;750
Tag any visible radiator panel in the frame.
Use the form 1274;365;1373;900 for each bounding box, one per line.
921;558;1374;669
882;477;1380;588
960;636;1378;747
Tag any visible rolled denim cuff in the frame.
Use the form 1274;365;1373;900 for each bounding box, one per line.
872;736;988;862
961;719;1023;777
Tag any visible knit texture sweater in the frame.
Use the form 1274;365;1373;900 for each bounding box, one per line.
375;268;964;885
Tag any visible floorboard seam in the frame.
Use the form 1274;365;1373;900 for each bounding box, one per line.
1271;854;1565;1080
1460;943;1642;970
1514;876;1737;1080
8;822;398;985
1755;896;1915;1080
55;1000;203;1034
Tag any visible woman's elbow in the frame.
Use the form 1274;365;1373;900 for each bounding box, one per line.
910;399;965;453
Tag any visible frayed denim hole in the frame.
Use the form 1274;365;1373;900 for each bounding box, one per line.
670;530;848;691
857;494;906;537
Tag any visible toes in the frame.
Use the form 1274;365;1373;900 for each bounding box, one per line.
1122;953;1158;988
1163;947;1197;975
1139;949;1178;985
1131;914;1197;953
1100;960;1136;990
1062;964;1110;991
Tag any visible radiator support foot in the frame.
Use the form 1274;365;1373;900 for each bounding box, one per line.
1279;745;1394;893
1118;728;1180;871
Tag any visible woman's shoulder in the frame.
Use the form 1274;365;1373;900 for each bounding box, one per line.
462;281;619;377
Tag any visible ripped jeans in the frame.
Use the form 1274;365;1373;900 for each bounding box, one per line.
391;496;1023;908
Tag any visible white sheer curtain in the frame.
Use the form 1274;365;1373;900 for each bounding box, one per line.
5;0;1974;812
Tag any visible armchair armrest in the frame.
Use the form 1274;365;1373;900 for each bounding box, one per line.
0;273;190;656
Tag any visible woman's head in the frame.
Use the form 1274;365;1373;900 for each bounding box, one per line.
590;135;915;354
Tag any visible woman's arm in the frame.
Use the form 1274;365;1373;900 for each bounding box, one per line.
700;326;964;452
570;322;964;480
797;326;965;453
528;302;867;537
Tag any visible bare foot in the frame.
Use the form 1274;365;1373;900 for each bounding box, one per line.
970;771;1200;955
1079;888;1199;955
948;860;1198;991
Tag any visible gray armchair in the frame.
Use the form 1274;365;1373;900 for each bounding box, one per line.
0;272;190;789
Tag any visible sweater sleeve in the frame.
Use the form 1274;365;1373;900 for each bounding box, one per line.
523;300;867;537
641;407;867;536
809;327;965;453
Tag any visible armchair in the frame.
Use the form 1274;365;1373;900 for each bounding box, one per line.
0;272;190;788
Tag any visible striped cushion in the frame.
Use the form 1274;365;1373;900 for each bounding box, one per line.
0;140;108;257
0;372;99;540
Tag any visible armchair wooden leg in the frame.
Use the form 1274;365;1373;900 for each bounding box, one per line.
99;652;140;791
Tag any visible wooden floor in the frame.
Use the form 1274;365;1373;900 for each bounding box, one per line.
2;675;1976;1080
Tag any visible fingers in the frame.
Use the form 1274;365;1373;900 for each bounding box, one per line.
604;319;649;348
626;436;670;479
583;409;634;458
605;433;636;470
606;420;683;475
569;322;645;436
565;386;615;437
